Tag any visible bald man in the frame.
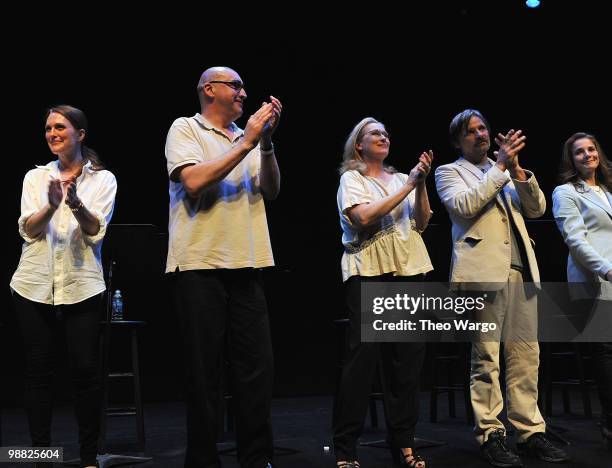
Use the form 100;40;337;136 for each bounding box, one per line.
165;66;282;468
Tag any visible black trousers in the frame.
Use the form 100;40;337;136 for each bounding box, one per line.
594;342;612;428
333;275;425;461
572;299;612;428
14;292;102;467
174;269;274;468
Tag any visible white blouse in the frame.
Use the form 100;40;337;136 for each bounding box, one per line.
10;160;117;305
337;170;433;281
592;185;612;209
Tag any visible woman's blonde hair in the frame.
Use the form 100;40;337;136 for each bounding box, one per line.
338;117;396;175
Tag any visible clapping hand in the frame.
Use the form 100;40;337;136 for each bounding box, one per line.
65;177;81;210
48;178;62;209
408;150;434;185
494;129;526;171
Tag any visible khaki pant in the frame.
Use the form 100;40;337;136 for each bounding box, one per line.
470;268;546;444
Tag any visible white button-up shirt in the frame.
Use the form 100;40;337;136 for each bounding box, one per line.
10;160;117;305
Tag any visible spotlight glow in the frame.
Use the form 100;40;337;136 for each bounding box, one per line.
526;0;541;8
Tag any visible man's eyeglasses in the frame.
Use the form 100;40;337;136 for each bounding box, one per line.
207;80;245;92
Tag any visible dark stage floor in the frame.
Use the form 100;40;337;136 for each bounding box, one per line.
1;392;610;467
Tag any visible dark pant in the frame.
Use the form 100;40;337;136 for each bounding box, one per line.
333;275;425;461
594;342;612;428
14;292;102;467
174;269;274;468
572;299;612;428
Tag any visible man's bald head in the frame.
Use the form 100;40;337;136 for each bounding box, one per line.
196;66;246;121
197;66;238;95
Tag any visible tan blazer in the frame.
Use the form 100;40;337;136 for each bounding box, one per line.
435;157;546;288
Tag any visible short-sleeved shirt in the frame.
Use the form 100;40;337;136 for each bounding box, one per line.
337;170;433;281
10;160;117;305
164;113;274;273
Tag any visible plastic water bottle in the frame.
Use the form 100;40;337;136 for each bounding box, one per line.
111;289;123;321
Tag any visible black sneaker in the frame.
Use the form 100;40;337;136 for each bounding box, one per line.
516;432;570;463
480;429;523;467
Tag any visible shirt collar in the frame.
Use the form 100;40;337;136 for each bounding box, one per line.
457;156;496;179
192;113;244;143
36;159;95;177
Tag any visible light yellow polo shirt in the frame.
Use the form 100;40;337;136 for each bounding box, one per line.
165;114;274;273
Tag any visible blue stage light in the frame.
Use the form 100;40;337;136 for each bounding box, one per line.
526;0;541;8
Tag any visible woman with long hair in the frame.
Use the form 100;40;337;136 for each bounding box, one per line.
10;105;117;468
552;131;612;450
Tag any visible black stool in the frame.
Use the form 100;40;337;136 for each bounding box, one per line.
543;342;596;418
101;320;147;451
62;318;151;467
65;241;153;467
429;342;473;425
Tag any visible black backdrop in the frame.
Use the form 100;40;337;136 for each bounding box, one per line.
2;1;610;405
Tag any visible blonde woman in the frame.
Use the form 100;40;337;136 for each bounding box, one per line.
333;117;433;468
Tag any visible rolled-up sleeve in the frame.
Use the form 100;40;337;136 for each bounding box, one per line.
18;210;39;243
18;171;43;243
83;171;117;245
